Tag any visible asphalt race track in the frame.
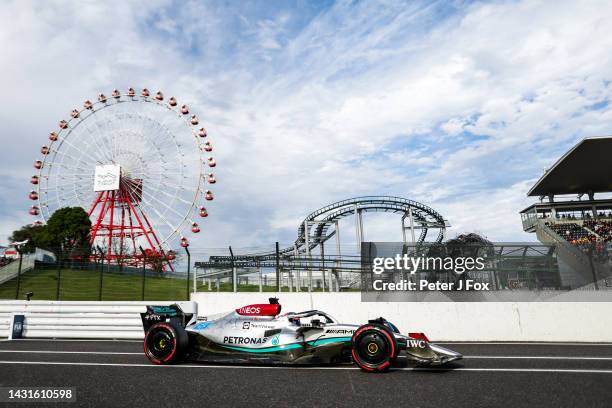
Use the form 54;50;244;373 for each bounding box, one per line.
1;340;612;407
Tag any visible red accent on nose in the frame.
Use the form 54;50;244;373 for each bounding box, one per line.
408;332;430;342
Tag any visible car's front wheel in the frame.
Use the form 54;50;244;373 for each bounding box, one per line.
351;324;397;372
144;321;187;365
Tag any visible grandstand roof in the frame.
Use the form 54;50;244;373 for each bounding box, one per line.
528;136;612;196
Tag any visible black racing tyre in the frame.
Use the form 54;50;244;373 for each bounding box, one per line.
144;321;188;365
369;323;399;361
351;324;398;372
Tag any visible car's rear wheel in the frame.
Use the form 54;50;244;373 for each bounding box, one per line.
144;322;187;365
351;324;397;372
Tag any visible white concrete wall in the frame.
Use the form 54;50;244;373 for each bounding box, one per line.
0;300;197;339
191;292;612;342
2;296;610;342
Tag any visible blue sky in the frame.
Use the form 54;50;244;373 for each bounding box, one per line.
1;0;612;251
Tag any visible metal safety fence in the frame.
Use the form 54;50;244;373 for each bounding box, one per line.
2;241;611;301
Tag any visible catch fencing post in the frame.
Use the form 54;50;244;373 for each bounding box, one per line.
139;247;146;301
97;246;104;301
275;242;280;291
14;246;24;300
184;246;191;300
229;246;237;292
193;255;198;295
55;251;62;301
258;261;262;293
93;250;99;299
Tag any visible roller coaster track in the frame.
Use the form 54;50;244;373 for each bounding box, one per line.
204;196;446;264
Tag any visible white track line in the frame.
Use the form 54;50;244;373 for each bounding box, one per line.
4;340;612;345
1;351;612;360
439;342;612;346
464;355;612;360
0;350;142;355
422;368;612;374
5;339;142;343
397;355;612;361
1;361;612;374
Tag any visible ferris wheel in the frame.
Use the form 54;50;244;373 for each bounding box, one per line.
28;87;216;262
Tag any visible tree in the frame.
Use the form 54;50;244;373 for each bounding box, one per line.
10;224;49;253
142;248;165;274
111;237;133;272
44;207;92;257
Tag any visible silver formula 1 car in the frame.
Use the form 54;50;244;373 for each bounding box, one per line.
141;298;462;372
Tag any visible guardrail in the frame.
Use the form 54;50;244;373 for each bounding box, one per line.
0;300;197;339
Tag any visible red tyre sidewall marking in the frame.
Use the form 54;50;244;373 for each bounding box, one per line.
351;348;375;372
144;323;177;364
351;325;396;371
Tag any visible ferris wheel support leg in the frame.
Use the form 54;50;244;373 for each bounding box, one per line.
119;204;126;265
124;196;139;265
123;192;158;255
133;198;174;273
87;191;104;217
89;191;111;249
139;205;164;249
107;190;116;258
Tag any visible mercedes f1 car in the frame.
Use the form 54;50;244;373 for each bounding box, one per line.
141;298;462;372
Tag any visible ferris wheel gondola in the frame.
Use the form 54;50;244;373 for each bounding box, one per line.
30;87;217;267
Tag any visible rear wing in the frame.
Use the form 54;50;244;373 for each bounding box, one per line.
140;302;197;332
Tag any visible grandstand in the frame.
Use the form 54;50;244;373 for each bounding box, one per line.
520;136;612;288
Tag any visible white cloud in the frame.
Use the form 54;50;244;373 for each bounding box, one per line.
1;0;612;250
